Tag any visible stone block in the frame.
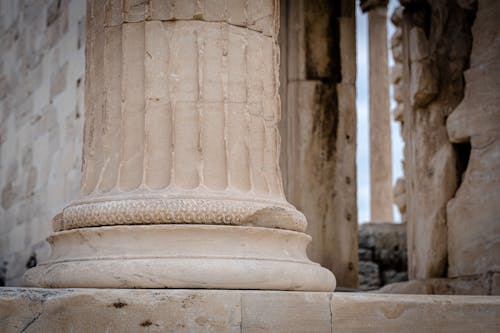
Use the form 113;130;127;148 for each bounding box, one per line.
0;289;242;333
331;293;500;332
358;261;381;290
242;292;331;333
2;289;500;332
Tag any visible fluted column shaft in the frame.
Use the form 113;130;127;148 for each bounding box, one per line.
23;0;335;291
366;3;394;222
53;0;308;232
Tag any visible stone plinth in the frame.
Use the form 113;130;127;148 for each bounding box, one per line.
1;288;500;333
23;225;331;290
23;0;335;291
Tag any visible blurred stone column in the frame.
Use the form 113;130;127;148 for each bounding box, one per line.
361;0;394;222
279;0;358;288
23;0;335;291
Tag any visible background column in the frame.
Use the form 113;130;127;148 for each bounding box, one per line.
361;0;394;222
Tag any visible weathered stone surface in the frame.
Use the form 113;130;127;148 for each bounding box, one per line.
359;223;407;263
331;293;500;332
358;261;381;290
358;223;408;290
242;292;332;333
400;0;476;280
0;288;242;333
22;0;335;291
446;0;500;279
23;225;335;291
279;0;358;288
75;0;306;234
0;0;85;286
393;178;406;219
2;288;500;333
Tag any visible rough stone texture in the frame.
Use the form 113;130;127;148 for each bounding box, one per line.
445;0;500;280
0;0;85;286
358;261;381;290
390;8;407;222
1;288;500;333
358;223;408;290
400;0;476;280
279;0;358;288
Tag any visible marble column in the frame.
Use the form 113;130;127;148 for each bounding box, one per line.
23;0;335;291
362;0;394;222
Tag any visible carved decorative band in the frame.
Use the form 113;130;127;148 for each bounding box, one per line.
58;198;307;232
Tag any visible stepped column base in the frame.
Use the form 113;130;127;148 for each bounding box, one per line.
23;224;335;291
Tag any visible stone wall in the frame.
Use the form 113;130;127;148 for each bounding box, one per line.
392;0;499;294
445;0;500;286
0;0;85;286
401;0;476;280
358;223;408;290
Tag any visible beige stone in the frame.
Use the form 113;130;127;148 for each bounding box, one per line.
392;104;404;122
0;288;242;333
279;0;358;288
367;5;394;222
242;292;332;333
2;288;500;333
378;276;491;295
446;0;500;278
77;2;302;233
391;64;402;84
399;1;475;281
393;178;406;219
331;293;500;332
24;225;334;291
23;0;335;291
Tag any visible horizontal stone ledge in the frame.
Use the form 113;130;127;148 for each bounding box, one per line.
1;288;499;333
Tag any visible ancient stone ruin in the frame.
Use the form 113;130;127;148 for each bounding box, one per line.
0;0;499;331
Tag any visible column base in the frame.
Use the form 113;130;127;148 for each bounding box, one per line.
23;225;335;291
